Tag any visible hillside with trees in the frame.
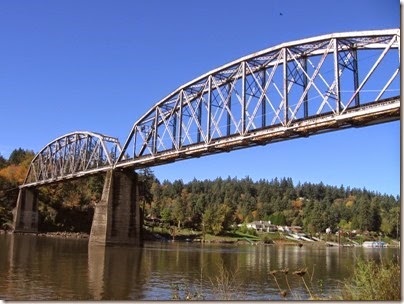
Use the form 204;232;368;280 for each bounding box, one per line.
0;148;35;229
0;149;400;240
0;148;104;232
142;170;400;238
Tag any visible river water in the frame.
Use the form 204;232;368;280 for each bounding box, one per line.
0;233;399;300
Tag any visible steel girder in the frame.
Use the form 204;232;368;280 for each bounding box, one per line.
23;131;122;187
116;29;400;169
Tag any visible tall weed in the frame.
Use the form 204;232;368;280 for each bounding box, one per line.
339;256;400;300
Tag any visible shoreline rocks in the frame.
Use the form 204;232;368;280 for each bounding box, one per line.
37;231;89;239
1;230;90;239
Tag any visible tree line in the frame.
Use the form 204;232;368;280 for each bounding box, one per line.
140;169;400;238
0;149;400;239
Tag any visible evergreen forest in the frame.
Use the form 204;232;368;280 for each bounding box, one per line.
0;148;400;239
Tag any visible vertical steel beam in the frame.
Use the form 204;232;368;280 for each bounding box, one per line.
241;62;246;134
261;69;266;127
84;136;90;170
333;39;341;114
172;107;177;150
132;129;137;158
352;49;360;107
227;83;232;136
283;48;289;125
197;97;202;143
72;134;78;173
207;76;212;143
178;91;183;149
153;108;159;154
302;57;308;118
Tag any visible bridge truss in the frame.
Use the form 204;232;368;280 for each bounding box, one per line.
116;29;400;169
22;29;400;187
24;132;122;187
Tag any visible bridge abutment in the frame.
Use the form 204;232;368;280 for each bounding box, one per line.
12;188;39;233
89;169;142;246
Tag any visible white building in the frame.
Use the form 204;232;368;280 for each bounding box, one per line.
246;221;277;232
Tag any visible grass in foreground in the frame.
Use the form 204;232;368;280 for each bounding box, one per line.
338;256;401;300
168;256;400;301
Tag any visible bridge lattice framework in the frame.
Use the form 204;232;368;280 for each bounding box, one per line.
117;29;400;169
22;29;400;188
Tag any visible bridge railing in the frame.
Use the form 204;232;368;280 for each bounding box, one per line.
117;29;400;167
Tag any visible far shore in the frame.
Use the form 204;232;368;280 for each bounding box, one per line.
2;229;399;248
1;229;307;245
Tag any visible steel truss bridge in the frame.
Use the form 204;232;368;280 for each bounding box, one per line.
23;29;400;188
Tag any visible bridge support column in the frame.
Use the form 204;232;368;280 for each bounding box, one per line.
89;169;142;246
12;188;38;233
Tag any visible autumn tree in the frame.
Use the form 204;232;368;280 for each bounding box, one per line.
0;148;35;229
202;203;232;236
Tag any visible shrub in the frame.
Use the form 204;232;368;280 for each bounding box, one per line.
260;234;274;244
238;224;257;236
340;256;400;300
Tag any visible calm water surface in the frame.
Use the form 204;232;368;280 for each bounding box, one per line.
0;234;399;300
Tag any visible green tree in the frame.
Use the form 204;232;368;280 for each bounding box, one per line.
303;200;329;233
381;206;400;238
268;211;286;226
352;197;381;232
0;154;7;169
172;196;186;228
160;207;172;223
8;148;34;165
202;203;232;236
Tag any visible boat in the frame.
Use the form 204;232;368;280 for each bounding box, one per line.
362;241;387;248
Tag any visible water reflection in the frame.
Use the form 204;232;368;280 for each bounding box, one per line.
87;245;104;300
0;234;399;301
3;234;91;300
88;244;145;300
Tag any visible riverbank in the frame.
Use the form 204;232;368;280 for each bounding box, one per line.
1;230;89;239
3;229;309;246
3;229;399;248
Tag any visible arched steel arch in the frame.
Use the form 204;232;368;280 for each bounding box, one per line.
23;131;122;187
116;29;400;169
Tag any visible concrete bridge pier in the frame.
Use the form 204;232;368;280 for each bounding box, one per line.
89;169;143;246
12;188;39;233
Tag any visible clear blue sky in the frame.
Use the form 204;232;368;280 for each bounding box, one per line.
0;0;400;196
